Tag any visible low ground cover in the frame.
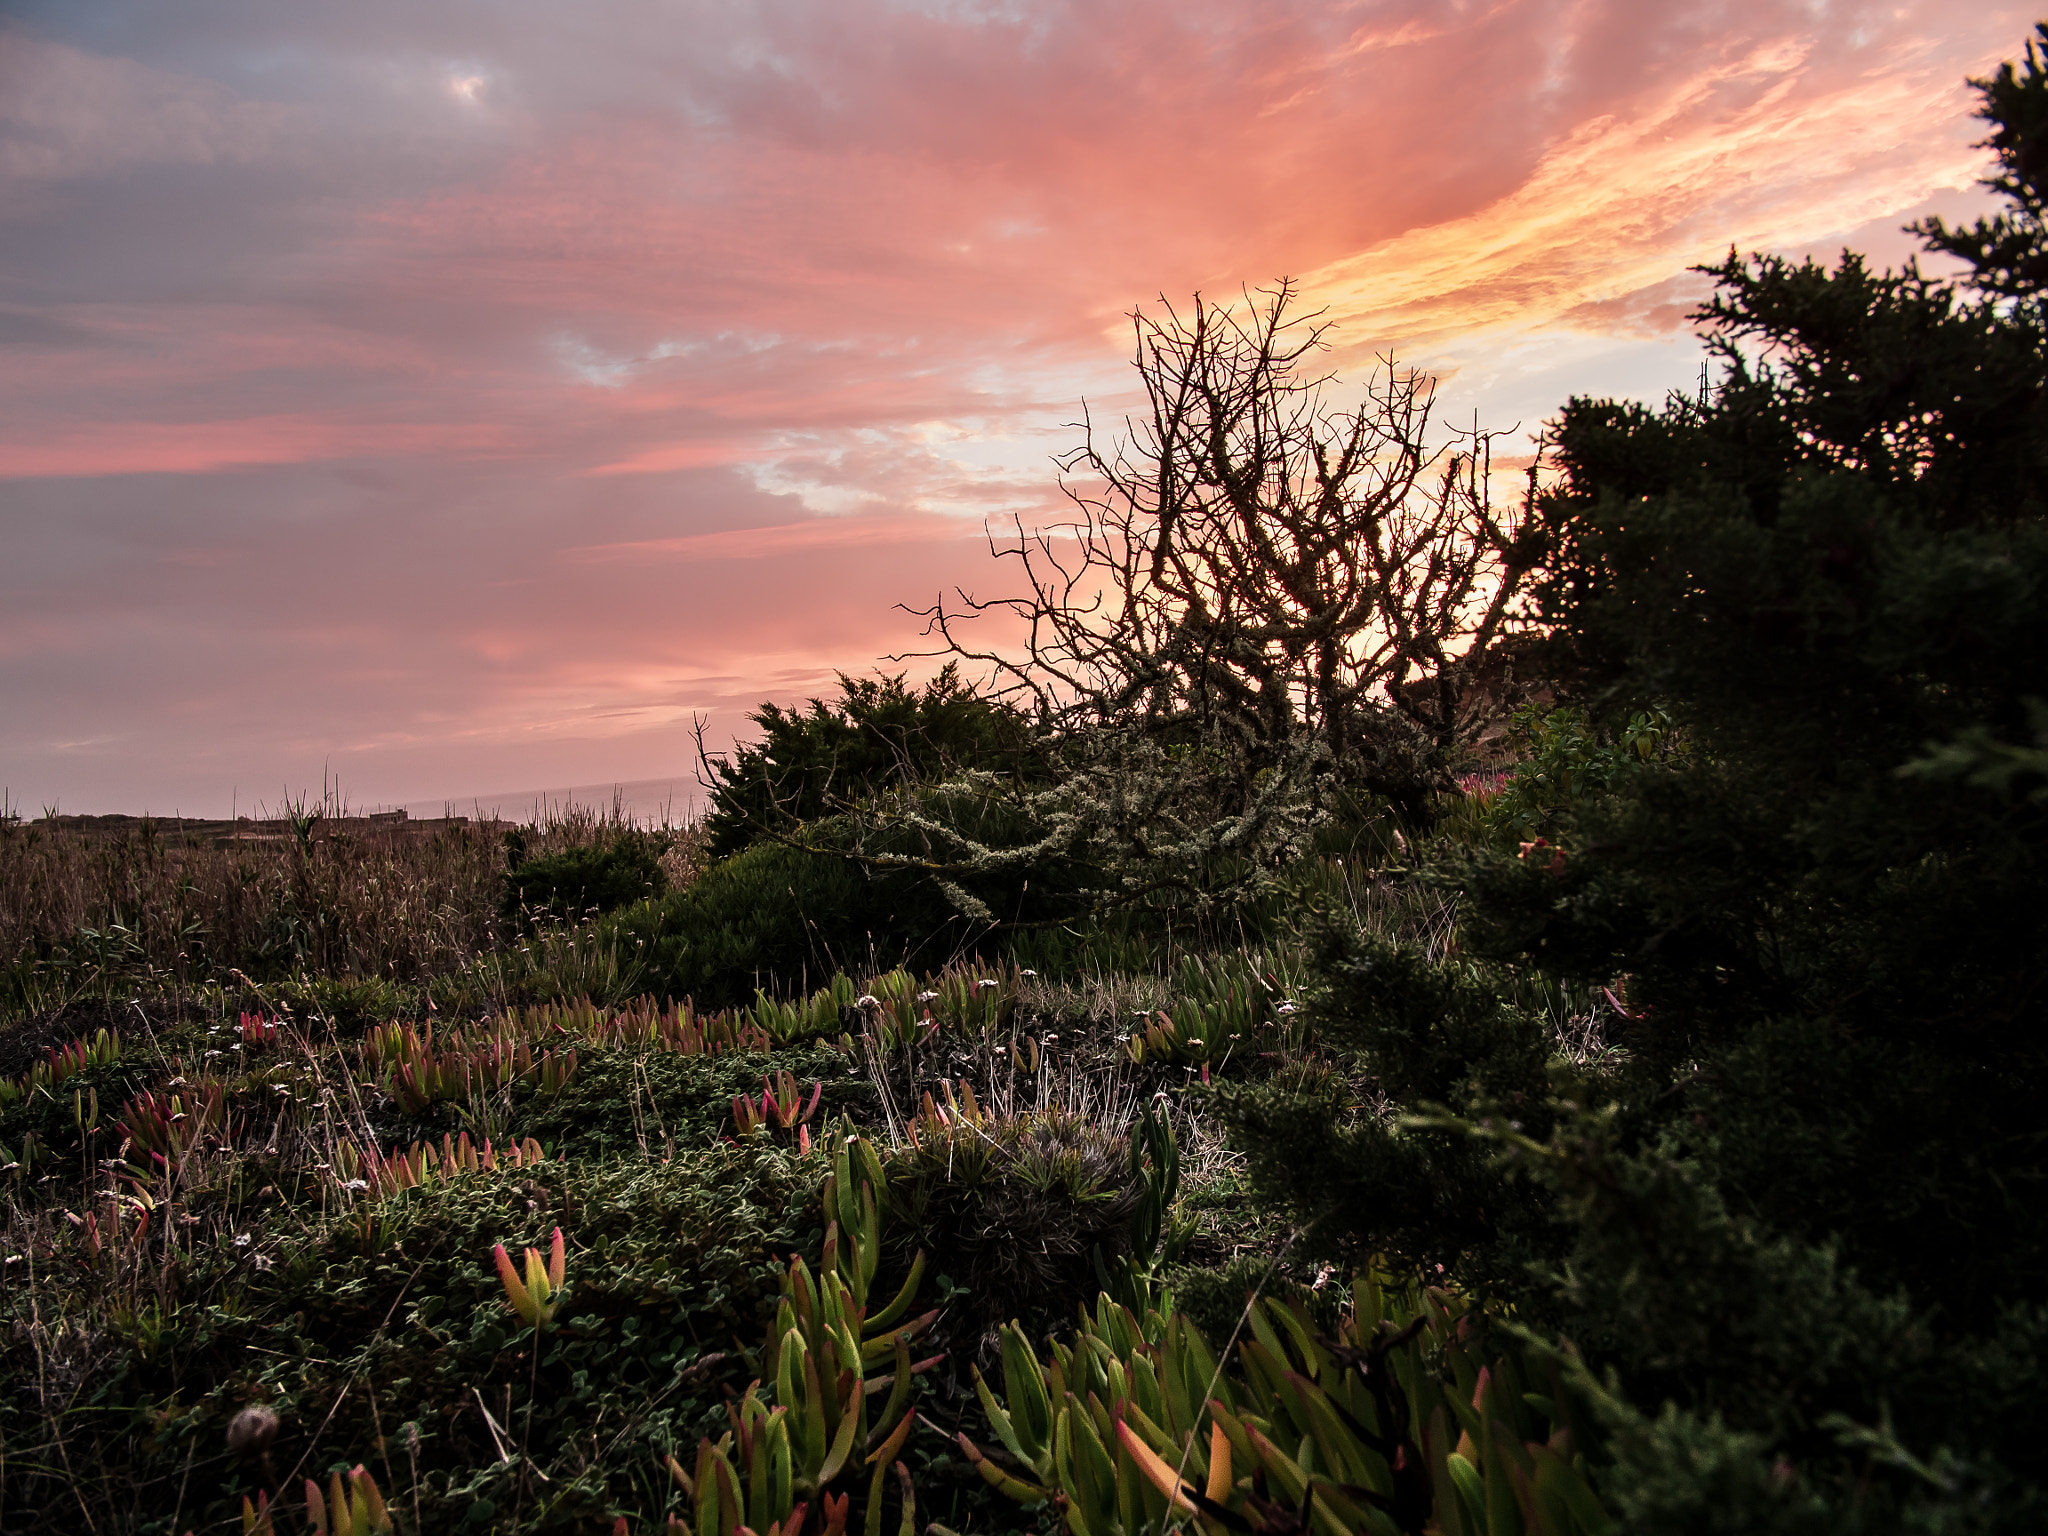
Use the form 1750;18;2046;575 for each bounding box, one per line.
0;909;1362;1534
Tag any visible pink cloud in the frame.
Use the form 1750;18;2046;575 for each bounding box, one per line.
1305;21;2017;361
0;32;289;185
564;511;963;560
0;416;514;478
0;0;2026;814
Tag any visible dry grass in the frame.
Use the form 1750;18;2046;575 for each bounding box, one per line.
0;803;707;1021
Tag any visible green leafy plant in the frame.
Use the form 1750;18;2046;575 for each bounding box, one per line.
607;834;976;1009
1097;1100;1190;1315
748;974;863;1042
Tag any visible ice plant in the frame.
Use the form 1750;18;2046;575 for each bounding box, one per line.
333;1130;546;1200
239;1491;276;1536
115;1081;228;1166
732;1073;823;1138
2;1028;122;1107
963;1276;1614;1536
304;1466;392;1535
1119;1417;1235;1523
493;1226;567;1331
763;1070;823;1130
667;1134;937;1536
731;1089;768;1137
237;1012;280;1050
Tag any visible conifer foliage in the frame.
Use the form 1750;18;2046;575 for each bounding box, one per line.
1224;27;2048;1533
699;665;1029;859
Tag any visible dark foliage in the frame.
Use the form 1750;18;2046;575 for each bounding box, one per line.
1917;24;2048;304
500;830;670;932
699;666;1033;859
1221;28;2048;1533
1;1147;823;1536
504;1044;872;1158
601;831;979;1009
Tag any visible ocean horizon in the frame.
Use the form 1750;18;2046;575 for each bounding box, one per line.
396;776;702;827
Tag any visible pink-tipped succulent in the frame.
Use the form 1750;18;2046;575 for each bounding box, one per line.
492;1226;567;1331
303;1465;391;1535
731;1073;822;1138
237;1012;281;1050
761;1071;823;1130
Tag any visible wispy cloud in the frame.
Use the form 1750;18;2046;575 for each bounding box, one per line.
0;0;2018;812
0;32;290;184
1306;25;2014;360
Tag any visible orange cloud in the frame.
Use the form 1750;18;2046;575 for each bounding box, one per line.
0;1;2025;813
1304;26;2014;360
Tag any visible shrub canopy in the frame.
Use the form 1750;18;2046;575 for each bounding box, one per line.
1223;29;2048;1531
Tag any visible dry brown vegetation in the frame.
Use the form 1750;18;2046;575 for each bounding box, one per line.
0;804;704;1021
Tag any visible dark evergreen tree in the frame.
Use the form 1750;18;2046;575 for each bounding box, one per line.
1222;27;2048;1531
698;664;1031;858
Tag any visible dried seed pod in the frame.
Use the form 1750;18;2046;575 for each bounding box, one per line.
226;1404;280;1456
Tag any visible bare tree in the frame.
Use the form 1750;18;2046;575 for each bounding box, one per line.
908;280;1539;820
702;281;1545;938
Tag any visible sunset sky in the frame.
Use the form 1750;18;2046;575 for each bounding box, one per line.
0;1;2024;819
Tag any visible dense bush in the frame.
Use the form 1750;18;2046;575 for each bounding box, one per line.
700;666;1033;859
500;830;669;931
601;833;970;1008
1443;703;1679;851
607;780;1124;1006
882;1105;1145;1365
1220;33;2048;1531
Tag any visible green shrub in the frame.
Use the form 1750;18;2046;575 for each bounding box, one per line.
602;836;972;1009
702;666;1034;858
501;831;669;931
1444;703;1679;852
603;783;1106;1007
1220;29;2048;1525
